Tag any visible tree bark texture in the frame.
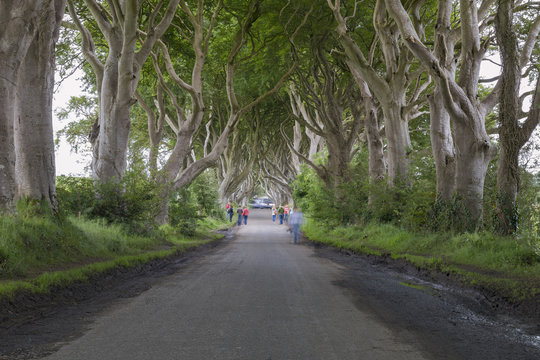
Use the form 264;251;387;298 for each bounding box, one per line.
494;0;540;234
430;0;456;202
0;1;43;211
0;0;65;211
495;0;521;233
353;75;386;184
429;90;455;201
14;0;66;211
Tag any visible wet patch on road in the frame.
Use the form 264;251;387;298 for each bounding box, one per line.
310;242;540;360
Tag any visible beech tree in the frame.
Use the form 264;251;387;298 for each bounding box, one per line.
287;86;324;170
130;1;310;222
218;118;261;203
287;34;364;189
66;0;181;183
328;0;430;185
384;0;500;227
0;0;66;212
494;0;540;234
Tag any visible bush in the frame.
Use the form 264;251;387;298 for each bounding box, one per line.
56;176;95;217
57;171;162;235
190;169;224;219
168;187;200;237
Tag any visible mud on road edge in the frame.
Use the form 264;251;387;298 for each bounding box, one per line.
306;238;540;327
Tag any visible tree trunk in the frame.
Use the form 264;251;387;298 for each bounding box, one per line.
453;122;494;226
384;0;497;228
430;0;456;202
14;0;66;211
382;103;410;184
92;47;132;183
331;0;412;185
429;90;455;201
0;0;64;212
291;122;302;172
0;69;17;211
0;1;43;211
494;0;522;234
73;0;180;184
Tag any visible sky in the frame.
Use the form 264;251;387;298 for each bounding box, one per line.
53;70;89;177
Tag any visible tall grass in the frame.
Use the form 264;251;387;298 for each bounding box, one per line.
1;215;177;279
0;213;228;300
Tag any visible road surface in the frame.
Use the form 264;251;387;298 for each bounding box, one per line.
43;210;431;360
2;209;539;359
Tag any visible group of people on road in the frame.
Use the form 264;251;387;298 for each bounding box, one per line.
272;204;290;224
272;204;304;244
226;202;249;226
225;201;303;244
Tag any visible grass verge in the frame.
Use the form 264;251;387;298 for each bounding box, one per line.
303;219;540;302
0;215;229;301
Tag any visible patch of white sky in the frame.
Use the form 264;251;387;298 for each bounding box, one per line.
53;69;89;177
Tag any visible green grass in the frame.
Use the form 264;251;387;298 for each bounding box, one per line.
303;219;540;301
0;214;228;300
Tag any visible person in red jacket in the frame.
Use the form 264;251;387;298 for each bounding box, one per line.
242;206;249;225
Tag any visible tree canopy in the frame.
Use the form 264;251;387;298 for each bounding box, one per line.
1;0;539;236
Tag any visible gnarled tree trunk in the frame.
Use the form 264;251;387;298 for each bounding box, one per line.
385;0;498;227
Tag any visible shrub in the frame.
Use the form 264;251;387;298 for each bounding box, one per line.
168;188;200;237
190;169;224;219
56;176;95;218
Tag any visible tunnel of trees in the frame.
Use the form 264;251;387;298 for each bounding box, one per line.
1;0;539;240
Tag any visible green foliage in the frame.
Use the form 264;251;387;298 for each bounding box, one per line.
168;187;200;237
189;170;225;219
56;173;161;236
427;197;475;233
168;170;225;237
90;174;158;230
517;171;540;242
293;150;439;231
55;95;97;156
56;175;95;217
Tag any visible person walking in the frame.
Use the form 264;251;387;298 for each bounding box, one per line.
227;203;234;222
272;205;277;223
242;206;249;225
278;205;284;224
289;207;304;244
236;206;243;226
284;204;290;223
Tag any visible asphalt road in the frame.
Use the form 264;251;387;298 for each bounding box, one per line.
43;210;431;360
